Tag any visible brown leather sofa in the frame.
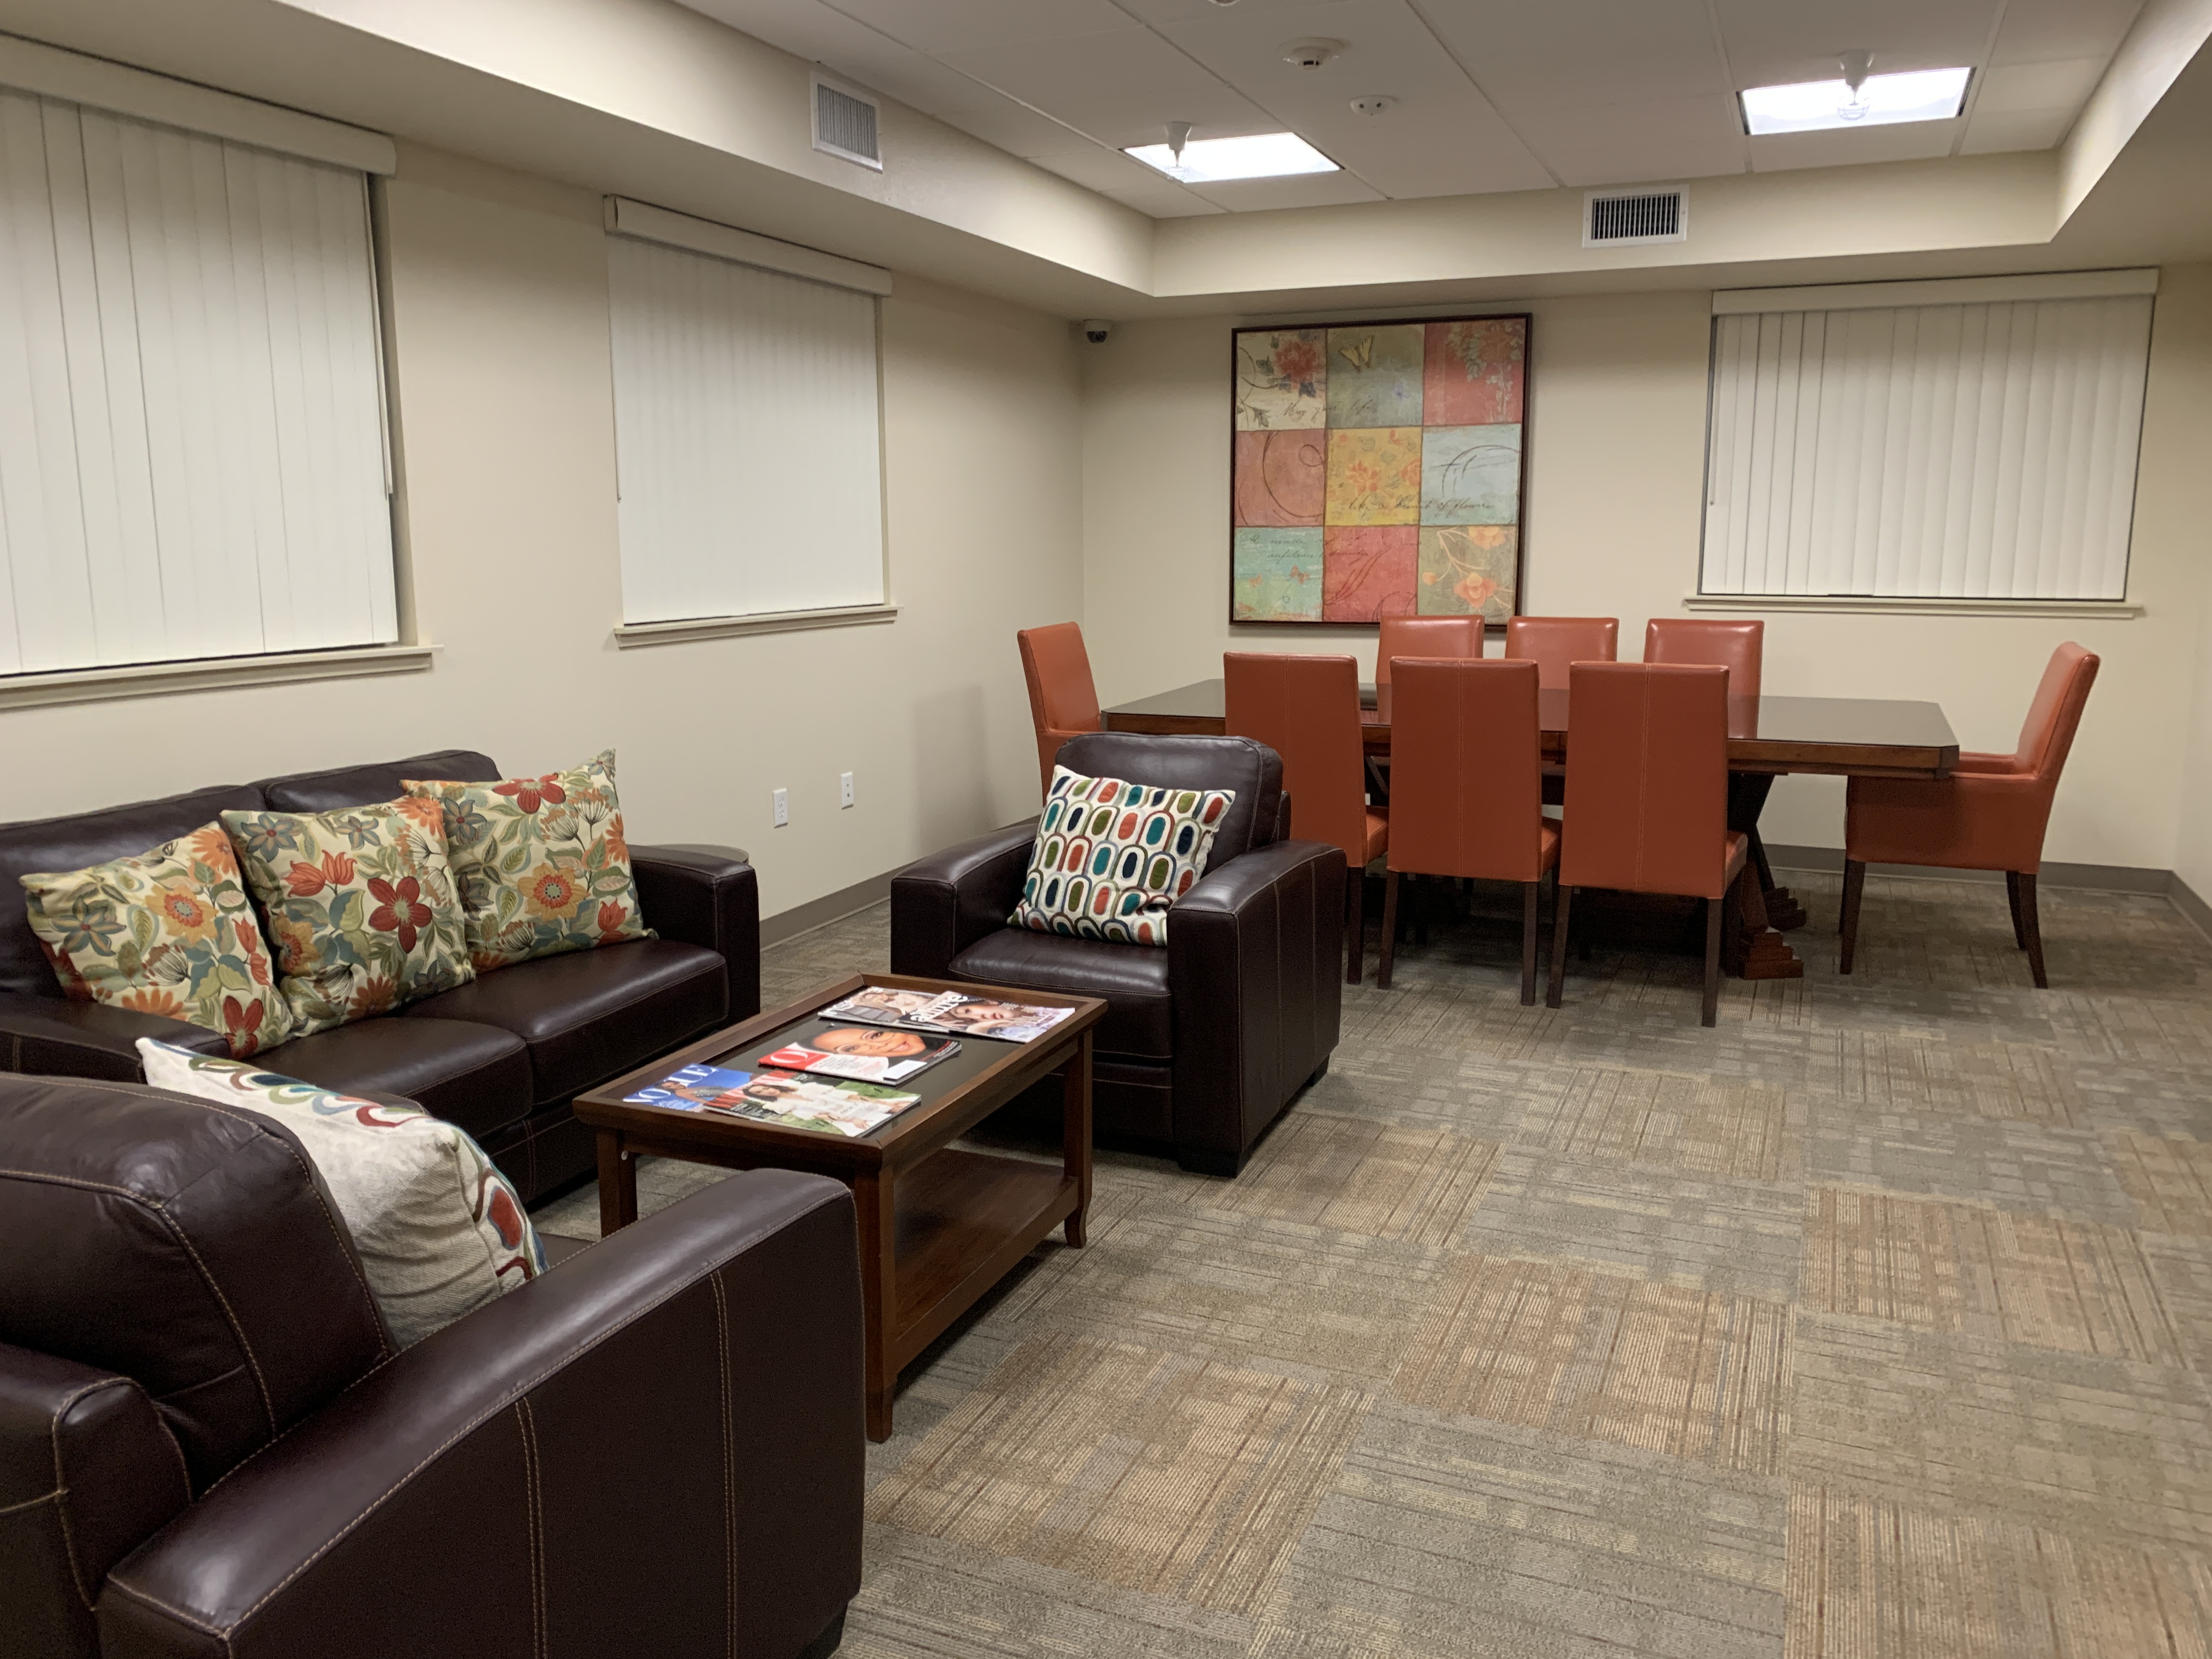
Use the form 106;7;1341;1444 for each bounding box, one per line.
889;732;1344;1175
0;751;760;1203
0;1071;861;1659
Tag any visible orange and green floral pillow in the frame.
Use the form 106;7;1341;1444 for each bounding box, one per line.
20;824;293;1058
221;800;474;1037
403;749;651;974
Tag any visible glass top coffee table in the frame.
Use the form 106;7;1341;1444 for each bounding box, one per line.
574;973;1105;1441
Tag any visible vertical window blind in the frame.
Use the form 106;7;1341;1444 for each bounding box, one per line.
0;88;394;676
607;226;885;625
1700;272;2156;601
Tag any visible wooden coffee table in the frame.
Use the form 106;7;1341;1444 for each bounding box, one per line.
573;973;1104;1440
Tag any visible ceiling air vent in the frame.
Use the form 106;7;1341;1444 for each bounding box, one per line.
1584;188;1686;247
812;76;882;171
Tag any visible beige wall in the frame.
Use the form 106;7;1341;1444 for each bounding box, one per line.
1080;269;2212;871
1;144;1084;921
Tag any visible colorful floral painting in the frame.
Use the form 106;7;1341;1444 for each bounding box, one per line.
21;823;294;1057
223;799;475;1036
405;749;652;973
1232;313;1528;624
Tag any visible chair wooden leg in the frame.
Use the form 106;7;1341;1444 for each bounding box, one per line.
1378;871;1402;990
2018;872;2047;988
2005;871;2027;949
1839;859;1866;974
1547;885;1573;1008
1347;864;1365;985
1701;894;1723;1028
1520;881;1540;1006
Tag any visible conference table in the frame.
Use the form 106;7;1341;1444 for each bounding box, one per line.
1102;678;1960;980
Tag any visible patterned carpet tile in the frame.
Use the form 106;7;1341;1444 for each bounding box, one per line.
2077;1062;2212;1140
1189;1111;1502;1245
1801;1187;2186;1362
1802;1115;2134;1224
1785;1483;2212;1659
1250;1406;1786;1659
2110;1133;2212;1237
1816;1031;2083;1125
1461;1151;1804;1302
1392;1253;1791;1475
867;1333;1367;1616
1516;1065;1803;1183
2044;991;2212;1071
1788;1312;2212;1553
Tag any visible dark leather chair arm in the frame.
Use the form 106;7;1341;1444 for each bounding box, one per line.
1;1344;193;1659
889;821;1039;981
631;843;761;1020
99;1170;863;1659
0;992;227;1082
1167;838;1345;1171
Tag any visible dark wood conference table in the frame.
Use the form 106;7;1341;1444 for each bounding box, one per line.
1102;678;1960;980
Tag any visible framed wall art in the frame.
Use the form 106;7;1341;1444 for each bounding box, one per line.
1230;313;1530;626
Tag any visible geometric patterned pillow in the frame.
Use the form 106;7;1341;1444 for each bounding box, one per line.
19;823;293;1058
402;749;652;974
1009;766;1237;949
221;799;474;1037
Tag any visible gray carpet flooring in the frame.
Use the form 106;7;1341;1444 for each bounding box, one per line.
535;868;2212;1658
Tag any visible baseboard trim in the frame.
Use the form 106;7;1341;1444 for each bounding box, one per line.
2172;874;2212;944
760;868;898;946
1768;844;2212;941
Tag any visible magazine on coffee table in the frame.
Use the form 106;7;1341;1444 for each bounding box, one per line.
817;988;1077;1045
760;1029;961;1084
623;1061;919;1137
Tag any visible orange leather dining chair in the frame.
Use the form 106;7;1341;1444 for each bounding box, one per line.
1644;618;1763;698
1018;623;1103;792
1224;652;1386;983
1374;616;1485;686
1841;642;2099;989
1549;662;1747;1026
1380;658;1557;1003
1503;616;1618;690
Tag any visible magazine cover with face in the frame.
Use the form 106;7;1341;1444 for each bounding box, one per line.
817;988;1076;1043
761;1026;961;1083
623;1060;919;1136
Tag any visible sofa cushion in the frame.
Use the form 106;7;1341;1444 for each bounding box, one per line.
253;751;500;814
400;939;725;1106
0;784;266;998
269;1016;534;1142
1011;766;1235;949
1056;732;1283;872
949;928;1171;1060
0;1071;389;1492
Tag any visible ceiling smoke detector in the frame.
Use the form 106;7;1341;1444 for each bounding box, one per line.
1280;38;1342;70
1350;95;1394;116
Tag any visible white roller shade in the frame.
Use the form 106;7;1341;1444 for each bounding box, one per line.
0;89;394;675
1700;283;2154;601
608;233;885;625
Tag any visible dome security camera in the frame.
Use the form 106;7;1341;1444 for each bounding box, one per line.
1082;320;1114;344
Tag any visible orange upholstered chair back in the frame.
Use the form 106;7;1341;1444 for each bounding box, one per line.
1018;623;1103;789
1561;662;1732;899
1374;617;1484;686
1223;652;1367;863
1644;618;1764;700
1504;617;1618;690
1388;659;1545;882
2012;642;2100;782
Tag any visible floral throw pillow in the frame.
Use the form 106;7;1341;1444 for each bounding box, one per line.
20;824;292;1058
221;800;474;1037
403;749;651;973
1009;766;1237;949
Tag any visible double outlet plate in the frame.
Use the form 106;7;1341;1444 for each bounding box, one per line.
772;772;855;827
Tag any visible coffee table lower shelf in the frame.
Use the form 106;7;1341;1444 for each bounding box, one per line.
888;1150;1076;1373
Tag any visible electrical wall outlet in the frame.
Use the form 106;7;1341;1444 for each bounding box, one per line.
840;771;855;809
772;787;788;827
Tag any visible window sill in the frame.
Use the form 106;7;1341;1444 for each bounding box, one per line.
0;643;438;710
1683;594;2143;619
612;604;899;647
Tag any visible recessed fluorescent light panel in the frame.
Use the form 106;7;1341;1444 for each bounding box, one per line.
1125;132;1339;182
1740;67;1971;135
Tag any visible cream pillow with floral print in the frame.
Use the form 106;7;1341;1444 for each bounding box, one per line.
222;799;474;1036
21;824;292;1057
404;749;651;973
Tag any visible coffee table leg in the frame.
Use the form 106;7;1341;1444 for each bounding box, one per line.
597;1130;638;1236
854;1168;897;1442
1063;1030;1093;1248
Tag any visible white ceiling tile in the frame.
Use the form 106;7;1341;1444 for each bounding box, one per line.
1505;93;1748;188
1989;0;2144;67
820;49;995;115
1748;118;1963;171
933;29;1276;143
1188;171;1388;211
1717;0;2000;91
1972;57;2108;114
1102;183;1226;218
1029;146;1175;191
826;0;1135;53
932;99;1099;158
1116;0;1366;23
1422;0;1734;111
1293;106;1557;197
672;0;904;62
1959;106;2076;153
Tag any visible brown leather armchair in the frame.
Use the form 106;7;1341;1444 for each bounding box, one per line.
889;732;1344;1176
0;1071;861;1659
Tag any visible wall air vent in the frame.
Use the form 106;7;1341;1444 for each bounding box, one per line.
1584;188;1686;247
812;76;882;170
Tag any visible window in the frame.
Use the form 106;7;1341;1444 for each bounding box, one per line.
0;87;395;677
605;200;889;629
1700;270;2156;602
